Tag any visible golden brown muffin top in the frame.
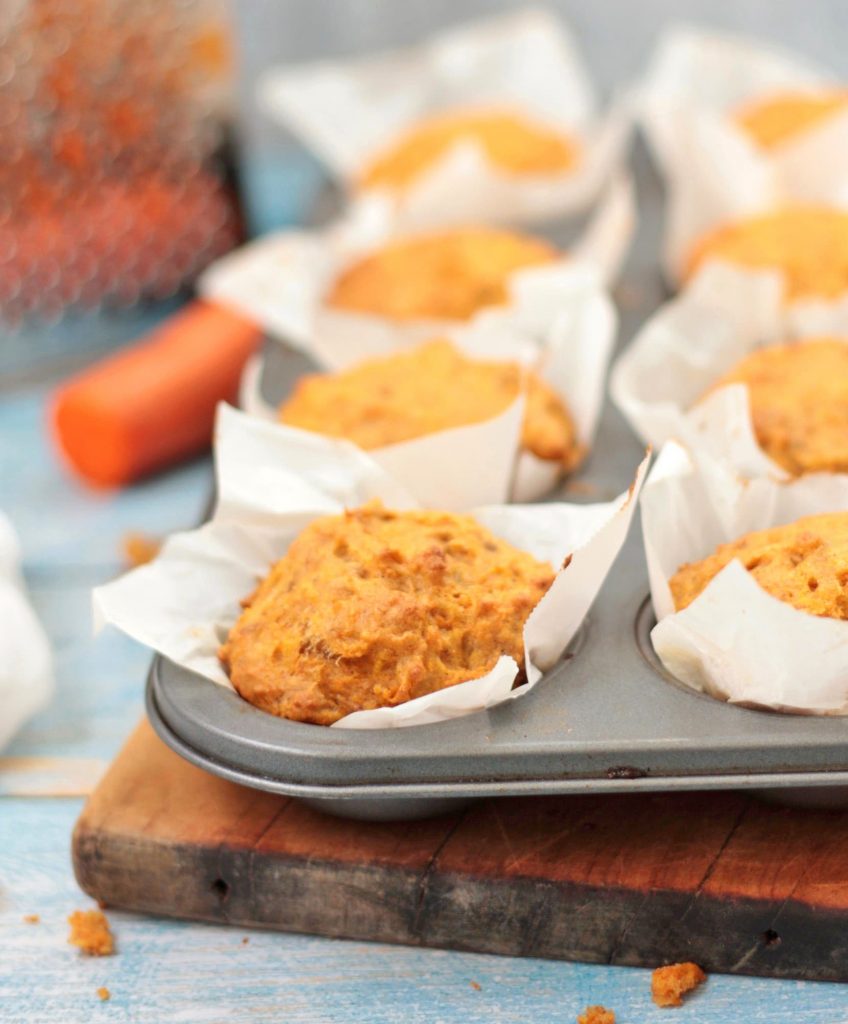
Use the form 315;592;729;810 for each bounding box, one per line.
669;511;848;619
705;338;848;476
685;206;848;301
734;90;848;150
325;226;559;321
358;108;580;192
279;339;582;469
219;501;555;726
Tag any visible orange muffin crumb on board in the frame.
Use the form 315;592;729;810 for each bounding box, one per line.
734;91;848;149
685;206;848;301
97;987;111;1002
279;339;582;470
220;501;554;725
359;108;580;192
326;227;559;321
704;338;848;476
577;1005;615;1024
470;981;482;991
669;511;848;619
22;914;40;924
651;962;707;1007
68;909;115;956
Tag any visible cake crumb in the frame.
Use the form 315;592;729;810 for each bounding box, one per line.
122;532;161;568
22;914;40;924
578;1007;615;1024
68;909;115;956
470;981;481;991
242;937;249;945
97;987;111;1002
651;962;706;1007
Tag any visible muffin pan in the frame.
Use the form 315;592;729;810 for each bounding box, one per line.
146;148;848;820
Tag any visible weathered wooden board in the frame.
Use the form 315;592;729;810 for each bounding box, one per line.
73;720;848;981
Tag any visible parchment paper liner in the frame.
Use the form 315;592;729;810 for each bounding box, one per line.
198;171;634;361
258;8;632;230
241;262;616;504
93;405;647;730
643;441;848;714
639;25;848;284
611;261;848;479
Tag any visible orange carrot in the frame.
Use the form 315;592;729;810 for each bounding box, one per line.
51;301;260;487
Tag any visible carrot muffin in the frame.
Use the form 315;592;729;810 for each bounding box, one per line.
685;206;848;301
669;511;848;617
219;501;555;725
704;338;848;476
325;227;559;321
279;339;583;471
358;108;580;192
651;963;706;1008
734;90;848;150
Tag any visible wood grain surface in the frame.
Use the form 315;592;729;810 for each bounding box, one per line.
73;720;848;982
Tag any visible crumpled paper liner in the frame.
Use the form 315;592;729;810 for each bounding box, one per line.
0;511;53;749
643;441;848;714
198;172;634;362
258;8;632;230
611;261;848;478
241;262;616;504
93;405;647;730
639;25;848;283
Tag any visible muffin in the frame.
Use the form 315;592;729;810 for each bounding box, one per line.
669;511;848;618
704;338;848;476
279;339;583;472
685;206;848;300
734;90;848;150
358;108;580;192
219;501;555;725
325;226;559;321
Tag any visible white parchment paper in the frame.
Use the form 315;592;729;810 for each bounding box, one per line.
241;261;616;504
612;261;848;478
0;511;53;749
93;405;647;730
643;442;848;713
258;8;631;229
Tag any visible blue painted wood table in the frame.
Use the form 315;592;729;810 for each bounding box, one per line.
1;335;847;1024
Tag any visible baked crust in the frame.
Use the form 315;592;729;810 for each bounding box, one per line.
220;501;555;725
358;108;579;192
279;339;583;469
734;91;848;149
685;206;848;301
326;227;559;321
705;338;848;476
669;512;848;618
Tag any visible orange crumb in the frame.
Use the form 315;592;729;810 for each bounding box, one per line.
577;1007;615;1024
68;909;115;956
123;532;161;568
97;987;111;1001
242;937;250;945
22;914;40;924
651;962;706;1007
470;981;482;991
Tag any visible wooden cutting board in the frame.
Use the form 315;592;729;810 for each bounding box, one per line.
73;720;848;981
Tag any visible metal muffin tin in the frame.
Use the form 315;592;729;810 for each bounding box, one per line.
146;147;848;820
